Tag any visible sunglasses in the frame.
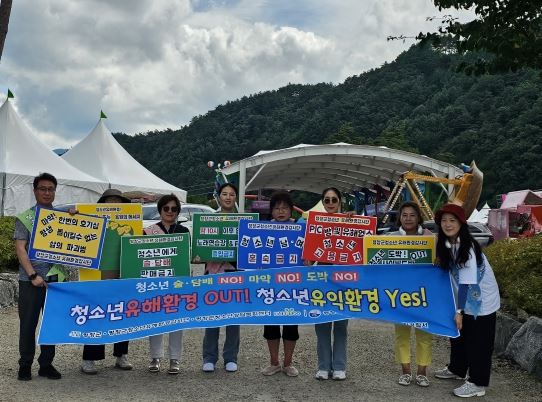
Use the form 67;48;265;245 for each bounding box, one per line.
323;197;339;205
162;206;179;213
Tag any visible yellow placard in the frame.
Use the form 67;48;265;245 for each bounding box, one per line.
29;207;107;268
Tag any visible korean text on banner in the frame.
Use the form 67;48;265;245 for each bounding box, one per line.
28;207;107;269
120;233;191;279
192;213;258;262
77;203;143;271
363;235;436;264
237;220;305;269
38;264;459;345
302;212;377;264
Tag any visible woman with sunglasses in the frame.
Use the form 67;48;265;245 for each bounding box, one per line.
144;194;189;375
202;183;241;373
312;187;349;381
261;190;300;377
387;202;433;387
433;204;500;398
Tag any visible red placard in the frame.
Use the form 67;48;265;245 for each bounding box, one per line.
302;212;377;265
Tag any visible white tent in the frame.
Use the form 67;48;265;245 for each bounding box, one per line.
0;99;108;216
468;203;491;224
62;118;186;201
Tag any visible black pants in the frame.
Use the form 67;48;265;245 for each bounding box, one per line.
448;312;496;387
263;325;299;341
82;342;129;361
18;281;55;368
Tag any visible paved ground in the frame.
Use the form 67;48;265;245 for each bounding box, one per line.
0;305;540;402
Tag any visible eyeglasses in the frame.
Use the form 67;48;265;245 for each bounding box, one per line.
323;197;339;205
37;187;56;193
162;206;179;213
273;206;291;212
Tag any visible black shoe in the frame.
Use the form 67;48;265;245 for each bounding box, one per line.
38;365;61;380
18;366;32;381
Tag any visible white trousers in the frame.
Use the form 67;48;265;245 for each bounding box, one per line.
149;331;183;360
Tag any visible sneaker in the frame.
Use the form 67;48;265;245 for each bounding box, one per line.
38;365;61;380
416;374;430;387
115;354;133;370
435;366;464;380
332;370;346;381
315;370;329;380
282;365;299;377
225;362;238;372
202;362;215;372
168;359;180;375
453;381;486;397
18;365;32;381
148;358;161;373
262;364;282;376
81;360;98;375
398;373;412;386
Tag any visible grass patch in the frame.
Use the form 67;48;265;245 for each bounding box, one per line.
0;217;18;272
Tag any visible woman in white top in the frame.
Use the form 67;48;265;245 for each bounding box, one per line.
434;203;500;398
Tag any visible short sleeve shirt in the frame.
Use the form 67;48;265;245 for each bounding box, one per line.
13;217;53;281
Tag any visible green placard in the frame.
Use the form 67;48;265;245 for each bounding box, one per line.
192;213;259;262
120;233;190;279
364;235;435;264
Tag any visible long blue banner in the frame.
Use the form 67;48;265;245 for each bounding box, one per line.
38;264;459;345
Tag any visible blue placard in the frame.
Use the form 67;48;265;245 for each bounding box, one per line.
237;220;306;270
37;264;459;345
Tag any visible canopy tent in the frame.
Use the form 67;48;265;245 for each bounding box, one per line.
0;99;108;216
467;202;491;224
62;118;186;202
221;143;464;212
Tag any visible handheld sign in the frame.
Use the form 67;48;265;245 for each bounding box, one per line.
363;235;436;264
192;213;259;262
29;207;107;269
237;220;306;270
120;233;190;279
302;212;377;265
77;203;143;271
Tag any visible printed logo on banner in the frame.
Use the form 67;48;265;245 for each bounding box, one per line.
302;212;377;265
237;220;306;270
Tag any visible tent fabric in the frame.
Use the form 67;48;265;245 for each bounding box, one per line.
500;190;542;210
467;202;491;224
0;99;108;216
62;119;186;202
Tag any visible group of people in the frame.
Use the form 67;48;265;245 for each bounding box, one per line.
15;173;500;398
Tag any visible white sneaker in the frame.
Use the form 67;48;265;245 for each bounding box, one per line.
115;354;133;370
81;360;98;375
315;370;329;380
225;362;238;372
434;366;464;379
202;362;215;372
332;370;346;381
398;373;412;386
453;381;486;397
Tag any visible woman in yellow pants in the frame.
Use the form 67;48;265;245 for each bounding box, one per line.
388;201;433;387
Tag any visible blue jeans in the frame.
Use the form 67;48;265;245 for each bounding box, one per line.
315;320;348;371
202;326;240;365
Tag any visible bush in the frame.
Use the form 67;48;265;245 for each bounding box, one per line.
485;236;542;317
0;217;18;272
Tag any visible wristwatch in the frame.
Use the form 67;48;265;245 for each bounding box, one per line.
28;272;38;281
455;309;464;315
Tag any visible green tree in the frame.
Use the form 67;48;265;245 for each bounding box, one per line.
419;1;542;74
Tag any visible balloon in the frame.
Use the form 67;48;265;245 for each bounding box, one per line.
207;161;215;168
224;160;231;167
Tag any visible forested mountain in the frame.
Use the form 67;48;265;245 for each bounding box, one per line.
115;44;542;205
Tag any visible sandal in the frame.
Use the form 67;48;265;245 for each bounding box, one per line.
416;374;430;387
398;373;412;386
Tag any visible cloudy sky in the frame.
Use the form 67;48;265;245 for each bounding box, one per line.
0;0;471;149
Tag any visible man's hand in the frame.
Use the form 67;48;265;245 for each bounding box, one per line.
455;312;463;330
31;275;47;288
